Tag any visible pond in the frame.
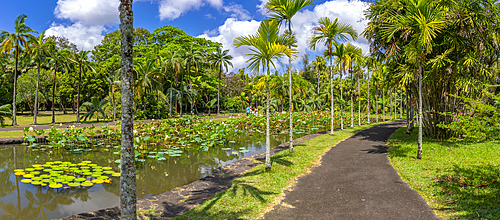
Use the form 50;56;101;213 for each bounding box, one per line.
0;130;321;219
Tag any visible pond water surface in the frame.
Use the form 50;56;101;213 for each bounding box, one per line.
0;128;323;219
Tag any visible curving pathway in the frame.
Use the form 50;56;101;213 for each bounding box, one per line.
264;121;439;220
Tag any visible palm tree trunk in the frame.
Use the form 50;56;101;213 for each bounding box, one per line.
52;62;57;124
382;88;385;121
375;86;378;123
358;72;360;126
390;90;393;120
340;66;344;131
169;73;173;117
265;61;271;171
77;63;82;122
119;0;137;218
406;85;410;133
12;46;19;126
350;69;353;127
288;23;293;153
400;88;403;119
112;85;116;121
329;55;334;135
317;69;320;95
367;67;370;124
217;69;221;115
33;59;41;125
417;60;423;159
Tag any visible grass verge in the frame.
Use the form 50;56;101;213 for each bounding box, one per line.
387;128;500;219
2;111;112;127
174;121;389;220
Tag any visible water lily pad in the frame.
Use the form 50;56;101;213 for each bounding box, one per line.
111;172;121;177
91;174;101;177
40;174;50;178
41;179;52;183
30;171;41;175
32;164;42;168
102;167;112;170
239;150;251;153
75;177;86;182
98;176;109;180
49;183;63;188
82;161;91;163
68;182;80;187
83;172;92;176
23;174;35;178
221;148;231;151
32;181;42;185
231;151;239;155
14;172;25;176
34;167;44;170
92;179;104;184
25;168;35;172
21;179;32;183
32;177;42;181
43;169;52;172
81;182;93;187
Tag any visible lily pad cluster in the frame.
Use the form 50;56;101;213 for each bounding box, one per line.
14;160;120;189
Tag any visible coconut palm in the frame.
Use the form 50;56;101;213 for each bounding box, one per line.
0;14;37;126
381;0;446;159
30;31;53;125
47;47;71;124
71;50;94;123
309;17;358;135
265;0;313;153
211;48;233;115
234;20;296;171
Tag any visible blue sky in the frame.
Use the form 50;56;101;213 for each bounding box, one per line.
0;0;371;72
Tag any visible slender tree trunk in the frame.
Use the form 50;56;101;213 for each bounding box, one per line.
169;74;173;117
394;88;397;119
340;65;344;131
382;88;385;121
33;60;41;125
317;69;320;95
265;61;271;171
367;67;370;124
417;61;423;159
390;90;393;120
12;46;19;126
406;85;410;134
217;68;221;115
329;55;334;135
288;23;293;153
112;85;116;121
77;63;82;122
119;1;137;219
376;86;378;122
350;69;353;127
358;72;360;126
52;62;57;124
400;88;403;119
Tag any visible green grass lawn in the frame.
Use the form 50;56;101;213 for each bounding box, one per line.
174;121;389;220
2;111;112;127
387;128;500;219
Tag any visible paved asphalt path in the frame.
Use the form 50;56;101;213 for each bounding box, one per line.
264;121;439;220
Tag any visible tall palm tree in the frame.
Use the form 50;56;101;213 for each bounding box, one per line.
345;43;362;127
333;43;349;130
0;14;37;126
234;20;296;171
312;55;327;95
71;50;94;123
161;50;184;118
211;48;233;115
265;0;313;153
309;17;357;135
183;47;204;114
119;0;136;218
365;56;376;124
47;47;71;124
30;31;53;125
381;0;446;159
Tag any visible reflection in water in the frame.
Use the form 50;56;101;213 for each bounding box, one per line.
0;131;306;219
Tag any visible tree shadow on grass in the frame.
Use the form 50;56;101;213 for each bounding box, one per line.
432;164;500;219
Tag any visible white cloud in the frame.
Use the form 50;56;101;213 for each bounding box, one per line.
257;0;269;15
198;18;261;73
45;22;105;51
223;3;252;21
158;0;223;20
198;0;370;73
54;0;119;26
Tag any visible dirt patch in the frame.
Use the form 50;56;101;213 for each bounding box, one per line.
57;131;326;220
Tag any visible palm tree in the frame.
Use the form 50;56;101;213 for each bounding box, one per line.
365;56;376;124
234;20;296;171
0;14;37;126
71;50;94;123
211;48;233;115
312;55;327;94
134;58;161;113
161;50;184;118
183;46;204;114
345;43;362;128
30;31;53;125
80;97;108;122
119;0;136;218
309;17;358;135
381;0;446;159
47;47;71;124
265;0;313;153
